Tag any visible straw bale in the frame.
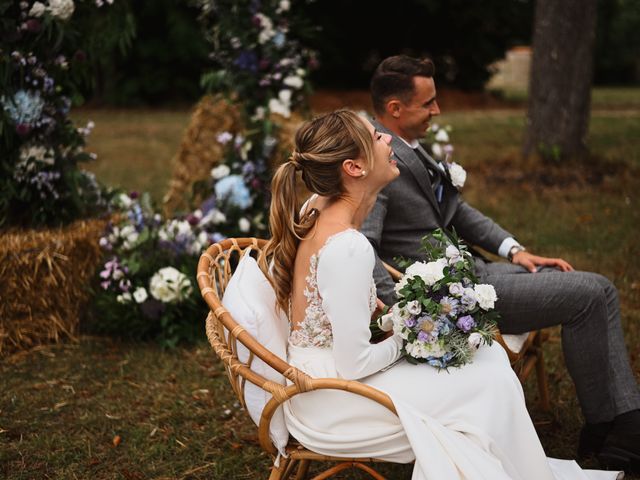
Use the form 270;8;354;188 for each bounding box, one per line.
163;95;241;215
0;217;107;356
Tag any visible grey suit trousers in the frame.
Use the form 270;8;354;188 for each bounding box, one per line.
475;258;640;423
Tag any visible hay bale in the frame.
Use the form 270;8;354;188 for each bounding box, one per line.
162;95;241;215
0;218;107;356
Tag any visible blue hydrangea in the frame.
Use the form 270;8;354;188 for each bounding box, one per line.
214;174;253;210
2;89;45;125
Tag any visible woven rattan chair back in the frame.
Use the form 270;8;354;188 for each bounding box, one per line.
198;238;400;480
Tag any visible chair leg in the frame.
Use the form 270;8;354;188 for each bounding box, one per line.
269;457;291;480
294;459;311;480
535;338;551;412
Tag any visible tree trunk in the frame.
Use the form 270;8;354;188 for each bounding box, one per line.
523;0;598;162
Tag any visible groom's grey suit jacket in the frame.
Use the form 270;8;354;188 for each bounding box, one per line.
361;120;514;305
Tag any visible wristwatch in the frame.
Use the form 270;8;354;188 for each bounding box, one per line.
508;245;526;262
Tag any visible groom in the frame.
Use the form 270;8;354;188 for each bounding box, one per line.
361;55;640;469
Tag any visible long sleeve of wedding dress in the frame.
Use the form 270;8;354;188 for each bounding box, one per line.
317;230;403;379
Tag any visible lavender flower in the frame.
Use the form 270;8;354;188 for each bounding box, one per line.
456;315;476;332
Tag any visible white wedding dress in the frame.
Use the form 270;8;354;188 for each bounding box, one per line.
282;229;622;480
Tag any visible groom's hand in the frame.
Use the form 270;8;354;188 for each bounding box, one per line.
512;251;574;273
371;298;387;321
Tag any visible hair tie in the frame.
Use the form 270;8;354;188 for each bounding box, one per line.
289;152;303;171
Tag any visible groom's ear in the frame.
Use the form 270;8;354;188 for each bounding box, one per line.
386;99;402;118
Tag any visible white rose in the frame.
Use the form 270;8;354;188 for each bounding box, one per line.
278;89;292;103
448;162;467;188
29;1;46;16
268;98;291;118
133;287;148;304
48;0;75;20
117;193;132;209
405;258;447;286
474;284;498;310
431;142;443;159
117;292;132;304
120;225;138;242
251;106;266;121
283;75;304;89
394;275;409;295
445;245;459;259
176;220;191;237
149;266;193;303
238;217;251;233
406;300;421;315
435;129;450;143
211;164;230;180
468;332;483;349
278;0;290;11
377;312;394;332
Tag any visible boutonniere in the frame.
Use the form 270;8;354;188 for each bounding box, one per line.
444;161;467;189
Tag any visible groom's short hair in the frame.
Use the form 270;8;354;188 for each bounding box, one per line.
370;55;435;115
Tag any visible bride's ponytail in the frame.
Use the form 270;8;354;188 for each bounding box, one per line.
264;110;375;313
264;159;318;313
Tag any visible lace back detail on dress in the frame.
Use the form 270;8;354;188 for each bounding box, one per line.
289;251;334;348
289;229;379;349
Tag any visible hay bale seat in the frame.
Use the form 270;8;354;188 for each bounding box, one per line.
0;217;107;357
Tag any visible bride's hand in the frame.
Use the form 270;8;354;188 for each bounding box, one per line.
371;298;387;320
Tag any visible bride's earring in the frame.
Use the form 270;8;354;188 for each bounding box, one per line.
361;171;367;177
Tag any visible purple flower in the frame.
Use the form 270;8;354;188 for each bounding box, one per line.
234;51;258;72
456;315;476;332
100;280;110;290
186;213;200;226
119;279;131;293
417;331;430;342
404;316;417;328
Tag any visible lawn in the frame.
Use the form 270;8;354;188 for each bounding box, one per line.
2;90;639;479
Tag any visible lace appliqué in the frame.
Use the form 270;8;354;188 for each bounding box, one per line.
289;230;378;349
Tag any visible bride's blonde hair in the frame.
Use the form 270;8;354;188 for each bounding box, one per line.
264;110;375;313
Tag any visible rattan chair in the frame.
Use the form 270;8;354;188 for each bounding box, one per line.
383;261;550;411
197;238;402;480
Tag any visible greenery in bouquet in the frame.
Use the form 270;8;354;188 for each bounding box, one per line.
377;229;499;369
421;123;467;189
191;0;317;236
92;191;227;347
0;0;134;228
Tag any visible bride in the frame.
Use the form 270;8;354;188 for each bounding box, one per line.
263;109;622;480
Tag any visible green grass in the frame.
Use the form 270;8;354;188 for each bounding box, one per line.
3;97;638;479
492;86;640;110
72;108;193;203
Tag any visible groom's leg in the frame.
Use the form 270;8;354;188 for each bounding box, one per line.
475;260;639;423
586;272;640;416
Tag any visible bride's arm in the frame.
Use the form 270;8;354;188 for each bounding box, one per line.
317;232;402;380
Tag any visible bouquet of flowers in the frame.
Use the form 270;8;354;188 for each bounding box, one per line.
377;229;499;369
